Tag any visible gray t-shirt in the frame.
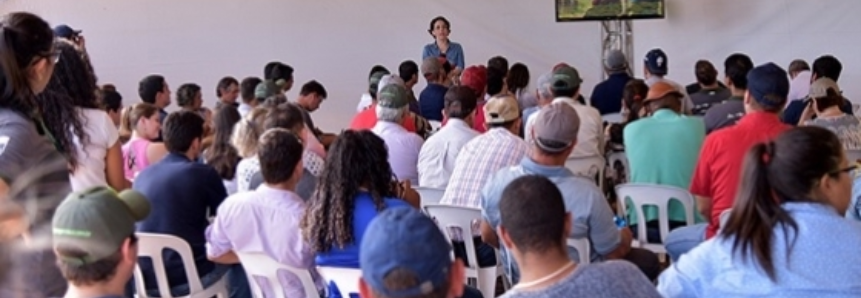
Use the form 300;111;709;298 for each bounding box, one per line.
703;96;745;134
690;87;731;116
500;261;661;298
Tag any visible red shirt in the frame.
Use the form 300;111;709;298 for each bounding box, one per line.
349;104;417;132
473;101;487;133
689;112;790;238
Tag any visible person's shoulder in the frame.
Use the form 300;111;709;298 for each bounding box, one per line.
383;198;411;209
582;260;646;276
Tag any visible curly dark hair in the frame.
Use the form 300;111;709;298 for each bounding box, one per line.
204;105;242;180
301;130;396;253
36;40;99;170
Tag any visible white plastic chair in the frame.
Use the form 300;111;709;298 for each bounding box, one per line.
133;233;228;298
428;120;443;133
606;151;630;185
415;187;446;210
614;184;695;254
423;205;507;298
236;252;318;298
566;238;591;265
317;266;362;296
603;113;623;124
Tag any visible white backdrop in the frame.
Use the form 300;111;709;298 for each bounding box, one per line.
2;0;859;131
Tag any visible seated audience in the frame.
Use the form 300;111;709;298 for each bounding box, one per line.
659;127;861;297
207;129;326;298
703;53;754;133
102;88;124;127
232;107;269;192
119;103;167;181
418;86;480;188
460;65;489;133
419;57;449;121
356;65;389;112
215;76;240;109
295;80;337;148
787;59;811;103
508;63;537;111
204;106;242;195
642;49;694;114
497;175;661;298
52;187;151;298
176;83;213;131
783;55;854;125
521;72;554;131
398;60;422;115
372;81;424;184
666;63;792;262
590;50;633;115
482;103;659;283
138;75;171;141
133;111;248;297
689;60;731;115
605;79;648;151
350;72;433;139
799;78;861;150
238;77;263;117
301;130;415;268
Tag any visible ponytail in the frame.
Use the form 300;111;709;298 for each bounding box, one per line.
118;103;158;143
118;105;134;142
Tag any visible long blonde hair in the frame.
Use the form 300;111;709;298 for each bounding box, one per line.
231;107;269;158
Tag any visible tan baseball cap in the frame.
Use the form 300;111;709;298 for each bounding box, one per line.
483;95;520;124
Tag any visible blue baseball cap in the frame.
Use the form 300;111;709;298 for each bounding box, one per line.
746;62;789;109
53;24;81;39
644;49;668;75
360;207;452;298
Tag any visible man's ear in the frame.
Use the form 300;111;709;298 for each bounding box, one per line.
447;259;466;298
563;213;572;240
497;225;515;250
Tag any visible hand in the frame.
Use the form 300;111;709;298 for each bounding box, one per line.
799;100;816;125
76;35;86;49
394;180;421;209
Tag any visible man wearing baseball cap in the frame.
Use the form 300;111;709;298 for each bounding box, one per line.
350;72;432;139
623;81;706;243
372;82;425;185
481;103;659;284
590;50;633;115
667;62;792;262
52;186;151;298
643;48;694;114
359;206;481;298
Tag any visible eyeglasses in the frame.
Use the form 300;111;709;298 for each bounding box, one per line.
830;163;859;178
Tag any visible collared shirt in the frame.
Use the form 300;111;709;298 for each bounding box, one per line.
418;119;480;188
703;96;745;134
481;158;620;281
238;102;253;118
419;83;448;122
590;72;632;115
690;86;731;116
422;41;465;70
623;109;706;223
372;121;424;184
441;128;528;208
206;185;325;297
350;104;420;133
645;76;695;115
658;203;861;298
690;112;790;238
524;97;604;173
788;71;811;103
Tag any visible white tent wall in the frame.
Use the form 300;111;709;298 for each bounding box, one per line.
1;0;858;131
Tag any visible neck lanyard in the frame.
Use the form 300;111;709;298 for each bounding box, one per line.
512;261;576;290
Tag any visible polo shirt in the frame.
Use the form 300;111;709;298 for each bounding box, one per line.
689;112;790;238
417;119;480;188
419;83;448;121
703;96;744;134
623;109;706;223
658;203;861;297
133;153;228;289
589;72;632;115
689;87;731;116
371;121;424;184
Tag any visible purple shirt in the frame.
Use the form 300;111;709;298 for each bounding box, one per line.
206;185;324;297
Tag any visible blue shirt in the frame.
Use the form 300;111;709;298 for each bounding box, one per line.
849;176;861;221
315;193;411;268
133;153;227;289
658;202;861;298
422;41;465;70
481;158;620;282
589;73;632;115
419;83;448;122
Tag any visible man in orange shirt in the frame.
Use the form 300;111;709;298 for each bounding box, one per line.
350;72;432;139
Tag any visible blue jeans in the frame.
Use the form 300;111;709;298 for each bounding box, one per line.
664;223;707;262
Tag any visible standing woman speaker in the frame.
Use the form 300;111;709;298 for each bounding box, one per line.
0;11;72;298
422;16;465;79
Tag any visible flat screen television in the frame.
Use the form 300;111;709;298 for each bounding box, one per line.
556;0;665;22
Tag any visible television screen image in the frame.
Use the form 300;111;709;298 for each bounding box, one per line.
556;0;665;22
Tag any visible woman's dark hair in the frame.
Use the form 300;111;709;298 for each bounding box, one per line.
102;89;122;113
813;88;846;112
216;76;238;97
0;12;55;117
36;40;100;170
204;105;241;180
622;79;648;123
486;67;506;96
721;126;844;281
506;63;530;94
368;65;389;80
427;16;451;36
301;130;395;252
176;83;201;108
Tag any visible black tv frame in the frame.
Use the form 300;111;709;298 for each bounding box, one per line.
555;0;666;22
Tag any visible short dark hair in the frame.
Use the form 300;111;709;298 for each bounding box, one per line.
163;110;205;153
299;80;327;99
258;129;304;184
240;77;262;102
695;60;718;86
488;56;509;74
138;75;166;104
444;86;477;119
265;62;294;83
176;83;201;108
788;59;810;74
724;53;754;90
398;60;419;83
263;103;305;133
812;55;842;82
499;175;566;254
506;63;530;93
369;65;390;79
56;234;137;286
216;76;238;97
428;16;451;35
102;89;123;113
486;67;506;96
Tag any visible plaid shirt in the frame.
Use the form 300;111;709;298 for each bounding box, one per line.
441;127;528;208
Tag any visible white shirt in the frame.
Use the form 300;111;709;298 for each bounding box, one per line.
371;121;424;184
238;103;253;118
417;119;479;188
356;93;373;112
788;71;812;103
645;76;695;114
69;108;120;191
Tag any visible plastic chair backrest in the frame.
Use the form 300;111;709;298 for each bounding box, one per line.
615;184;695;246
566;238;591;264
416;187;446;209
134;233;205;297
607;151;630;185
317;266;362;296
604;113;623;124
236;251;319;298
423;204;484;273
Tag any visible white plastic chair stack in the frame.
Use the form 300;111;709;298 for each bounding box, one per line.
415;187;446;210
133;233;228;298
566;238;591;265
423;204;507;298
614;184;695;254
317;266;362;296
236;252;319;298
